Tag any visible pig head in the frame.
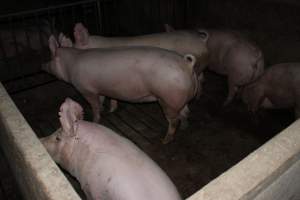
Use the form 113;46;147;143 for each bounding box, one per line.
41;98;182;200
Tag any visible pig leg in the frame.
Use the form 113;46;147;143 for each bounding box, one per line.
159;101;180;144
163;117;180;144
109;99;118;113
83;93;102;122
179;105;190;130
224;78;238;106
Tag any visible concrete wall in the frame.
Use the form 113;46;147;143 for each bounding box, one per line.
187;119;300;200
0;83;80;200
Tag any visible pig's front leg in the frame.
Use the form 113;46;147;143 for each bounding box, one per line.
84;93;102;123
223;77;238;106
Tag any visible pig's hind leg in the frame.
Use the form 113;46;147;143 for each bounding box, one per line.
159;100;180;144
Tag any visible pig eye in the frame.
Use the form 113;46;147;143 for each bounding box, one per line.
55;136;61;142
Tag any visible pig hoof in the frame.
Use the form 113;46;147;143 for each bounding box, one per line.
161;135;174;144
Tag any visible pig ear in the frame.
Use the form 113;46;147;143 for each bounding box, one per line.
59;98;84;137
196;29;209;42
164;24;175;32
58;32;73;47
49;35;58;57
74;22;89;46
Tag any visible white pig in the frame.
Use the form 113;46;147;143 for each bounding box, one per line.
40;98;182;200
242;62;300;118
70;23;208;111
43;35;199;143
166;25;264;106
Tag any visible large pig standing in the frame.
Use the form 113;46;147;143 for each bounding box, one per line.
72;23;208;111
206;30;264;105
166;25;264;105
242;63;300;118
40;98;182;200
43;35;199;143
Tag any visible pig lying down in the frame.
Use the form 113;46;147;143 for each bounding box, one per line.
72;22;208;111
43;35;199;144
40;98;182;200
242;63;300;118
165;25;264;105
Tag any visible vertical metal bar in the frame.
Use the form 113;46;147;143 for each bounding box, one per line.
34;13;44;71
47;10;54;36
59;7;65;32
82;4;88;27
95;0;101;34
71;5;77;28
10;16;23;80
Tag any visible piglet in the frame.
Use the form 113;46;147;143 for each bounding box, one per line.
43;35;199;144
242;62;300;118
40;98;182;200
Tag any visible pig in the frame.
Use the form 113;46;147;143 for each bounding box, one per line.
242;63;300;118
72;23;208;112
40;98;182;200
43;35;199;144
73;22;208;68
165;25;264;106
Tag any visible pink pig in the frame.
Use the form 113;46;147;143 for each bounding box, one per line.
165;25;264;105
70;23;208;111
242;62;300;118
40;98;182;200
43;35;199;143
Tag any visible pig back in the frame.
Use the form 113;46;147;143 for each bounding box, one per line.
89;30;208;63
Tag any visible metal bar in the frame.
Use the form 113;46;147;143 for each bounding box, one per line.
0;0;108;19
96;0;102;34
